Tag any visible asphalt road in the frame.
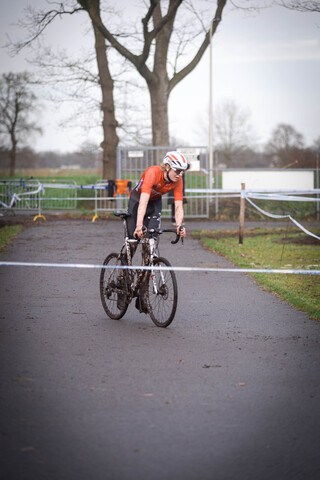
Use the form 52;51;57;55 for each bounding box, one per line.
0;218;319;480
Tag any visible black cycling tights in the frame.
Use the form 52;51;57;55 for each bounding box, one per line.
127;195;162;239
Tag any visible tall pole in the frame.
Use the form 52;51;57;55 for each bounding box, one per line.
317;154;319;221
209;20;213;196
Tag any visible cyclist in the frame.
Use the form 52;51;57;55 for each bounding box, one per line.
124;151;189;314
127;151;189;243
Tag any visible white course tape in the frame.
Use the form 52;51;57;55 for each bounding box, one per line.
0;261;319;275
246;192;320;202
186;189;320;195
16;184;45;197
245;197;320;241
42;183;108;190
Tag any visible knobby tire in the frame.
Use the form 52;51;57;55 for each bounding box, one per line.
146;256;178;328
100;253;129;320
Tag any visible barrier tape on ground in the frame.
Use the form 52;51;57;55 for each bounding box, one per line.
0;261;319;275
41;183;109;190
245;197;320;241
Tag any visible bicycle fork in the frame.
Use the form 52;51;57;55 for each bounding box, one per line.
150;262;167;296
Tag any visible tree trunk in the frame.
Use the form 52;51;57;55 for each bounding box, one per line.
148;78;169;146
93;23;119;180
148;2;173;146
9;132;17;177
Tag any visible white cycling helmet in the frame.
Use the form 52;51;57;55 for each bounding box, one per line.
163;151;189;171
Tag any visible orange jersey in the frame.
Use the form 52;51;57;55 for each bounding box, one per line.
132;166;183;201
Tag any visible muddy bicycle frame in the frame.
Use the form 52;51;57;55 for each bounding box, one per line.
113;209;180;300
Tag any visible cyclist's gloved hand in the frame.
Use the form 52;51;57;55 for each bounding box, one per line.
134;225;146;239
177;225;186;238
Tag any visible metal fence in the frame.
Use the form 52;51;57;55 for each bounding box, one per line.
94;180;117;215
41;180;77;210
0;179;77;216
116;146;210;218
1;153;319;221
0;179;42;215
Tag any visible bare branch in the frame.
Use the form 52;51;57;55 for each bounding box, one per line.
276;1;320;12
78;1;141;66
7;4;84;54
79;0;184;79
183;0;207;32
229;0;271;12
140;0;184;64
169;0;227;94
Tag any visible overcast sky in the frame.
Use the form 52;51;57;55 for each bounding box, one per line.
1;1;320;153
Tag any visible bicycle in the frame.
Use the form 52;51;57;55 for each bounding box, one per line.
100;209;183;328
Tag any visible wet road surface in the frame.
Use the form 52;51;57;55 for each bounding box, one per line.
0;219;319;480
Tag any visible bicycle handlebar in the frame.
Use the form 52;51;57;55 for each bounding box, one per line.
161;228;184;245
149;227;183;245
134;227;184;245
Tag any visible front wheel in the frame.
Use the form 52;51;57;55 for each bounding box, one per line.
100;253;130;320
146;256;178;328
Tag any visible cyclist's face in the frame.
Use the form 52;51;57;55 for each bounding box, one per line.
167;166;182;182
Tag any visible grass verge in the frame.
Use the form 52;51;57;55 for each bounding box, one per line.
0;225;23;251
193;227;320;321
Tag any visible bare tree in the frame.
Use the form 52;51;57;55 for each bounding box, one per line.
77;0;228;145
312;135;320;153
11;2;183;176
10;2;119;179
0;72;42;176
265;123;305;167
213;99;255;167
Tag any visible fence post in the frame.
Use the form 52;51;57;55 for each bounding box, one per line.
239;183;246;244
215;151;219;220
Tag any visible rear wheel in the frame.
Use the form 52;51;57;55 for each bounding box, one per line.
100;253;130;320
146;256;178;328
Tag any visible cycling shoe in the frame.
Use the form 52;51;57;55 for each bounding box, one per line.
135;296;148;314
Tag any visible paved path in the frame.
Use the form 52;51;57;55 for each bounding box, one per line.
0;219;319;480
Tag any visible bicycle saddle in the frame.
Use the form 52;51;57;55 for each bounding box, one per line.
113;210;131;218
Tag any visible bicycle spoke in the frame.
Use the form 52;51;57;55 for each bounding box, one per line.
147;257;178;328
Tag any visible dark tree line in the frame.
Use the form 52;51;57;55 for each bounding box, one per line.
1;125;318;172
0;146;101;171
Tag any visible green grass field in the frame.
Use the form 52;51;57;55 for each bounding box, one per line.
193;227;320;321
0;225;23;251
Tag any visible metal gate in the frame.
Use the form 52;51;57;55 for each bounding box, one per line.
0;179;42;215
116;146;209;218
